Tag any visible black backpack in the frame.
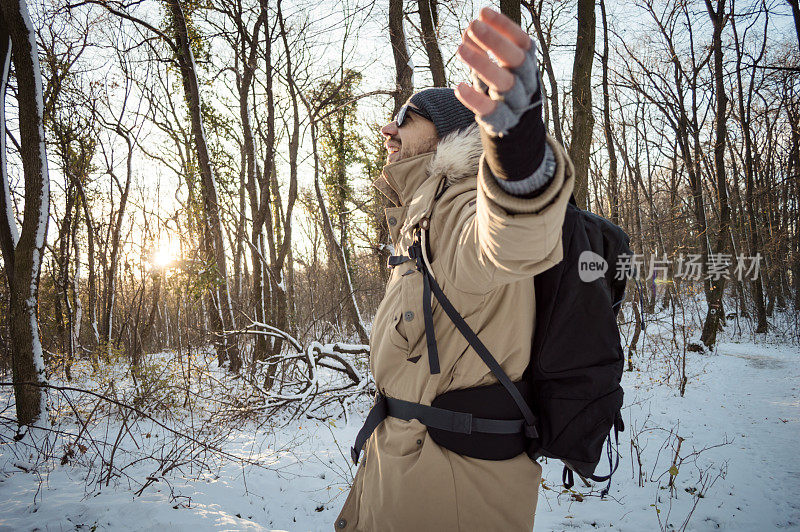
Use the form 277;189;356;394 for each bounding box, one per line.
352;195;631;496
526;197;629;492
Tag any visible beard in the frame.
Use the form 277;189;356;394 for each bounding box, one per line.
387;135;438;164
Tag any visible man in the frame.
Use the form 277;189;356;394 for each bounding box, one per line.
334;8;574;531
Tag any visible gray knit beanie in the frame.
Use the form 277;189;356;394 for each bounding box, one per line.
409;88;476;138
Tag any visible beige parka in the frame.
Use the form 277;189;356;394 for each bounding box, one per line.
334;124;575;532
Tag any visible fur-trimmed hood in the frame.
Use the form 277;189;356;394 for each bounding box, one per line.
426;123;482;187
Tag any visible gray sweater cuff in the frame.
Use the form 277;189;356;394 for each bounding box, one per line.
493;143;556;196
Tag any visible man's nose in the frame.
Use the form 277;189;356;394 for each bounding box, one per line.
380;121;398;137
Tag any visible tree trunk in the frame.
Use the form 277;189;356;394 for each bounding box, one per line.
789;97;800;312
134;272;161;362
788;0;800;51
500;0;521;25
99;128;132;356
599;0;619;224
250;73;270;371
0;0;50;425
0;29;14;283
55;185;76;360
272;3;300;357
166;0;241;372
700;0;731;349
306;110;369;345
232;0;268;369
524;2;564;146
731;10;768;332
569;0;596;209
75;176;99;354
389;0;413;115
417;0;446;87
70;210;82;362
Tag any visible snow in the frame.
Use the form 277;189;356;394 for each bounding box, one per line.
1;310;798;530
0;414;361;531
277;271;285;292
380;242;395;256
0;34;19;248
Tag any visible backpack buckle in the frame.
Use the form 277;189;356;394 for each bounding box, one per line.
524;423;539;439
408;241;421;260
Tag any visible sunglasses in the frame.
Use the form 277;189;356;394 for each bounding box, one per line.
394;104;431;127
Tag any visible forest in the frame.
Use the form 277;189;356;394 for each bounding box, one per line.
0;0;797;530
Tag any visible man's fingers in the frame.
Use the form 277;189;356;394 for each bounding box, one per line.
466;19;524;69
457;42;515;93
478;7;532;52
455;82;497;117
462;30;484;55
456;7;534;117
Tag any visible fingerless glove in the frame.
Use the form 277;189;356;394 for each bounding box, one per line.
472;39;555;198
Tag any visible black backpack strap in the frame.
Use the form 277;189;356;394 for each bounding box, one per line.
350;393;526;464
420;256;441;374
409;228;539;439
561;413;623;496
386;395;524;434
587;413;624;497
351;393;388;464
388;255;412;267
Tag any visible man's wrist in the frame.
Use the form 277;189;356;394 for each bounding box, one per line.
493;143;556;197
480;88;547;182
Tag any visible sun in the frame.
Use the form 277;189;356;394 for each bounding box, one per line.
151;240;179;269
153;249;173;267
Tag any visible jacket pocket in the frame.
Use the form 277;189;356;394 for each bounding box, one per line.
372;264;426;364
398;269;426;355
387;312;408;351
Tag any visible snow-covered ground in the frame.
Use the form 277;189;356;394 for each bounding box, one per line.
1;311;798;531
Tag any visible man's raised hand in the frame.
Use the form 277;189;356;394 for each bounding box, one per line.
455;7;541;137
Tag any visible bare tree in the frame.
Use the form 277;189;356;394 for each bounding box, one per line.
730;0;768;332
97;112;133;358
300;88;369;345
165;0;241;370
417;0;446;86
523;0;566;146
569;0;595;209
599;0;619;224
248;0;299;377
699;0;732;348
0;0;50;425
389;0;413;114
